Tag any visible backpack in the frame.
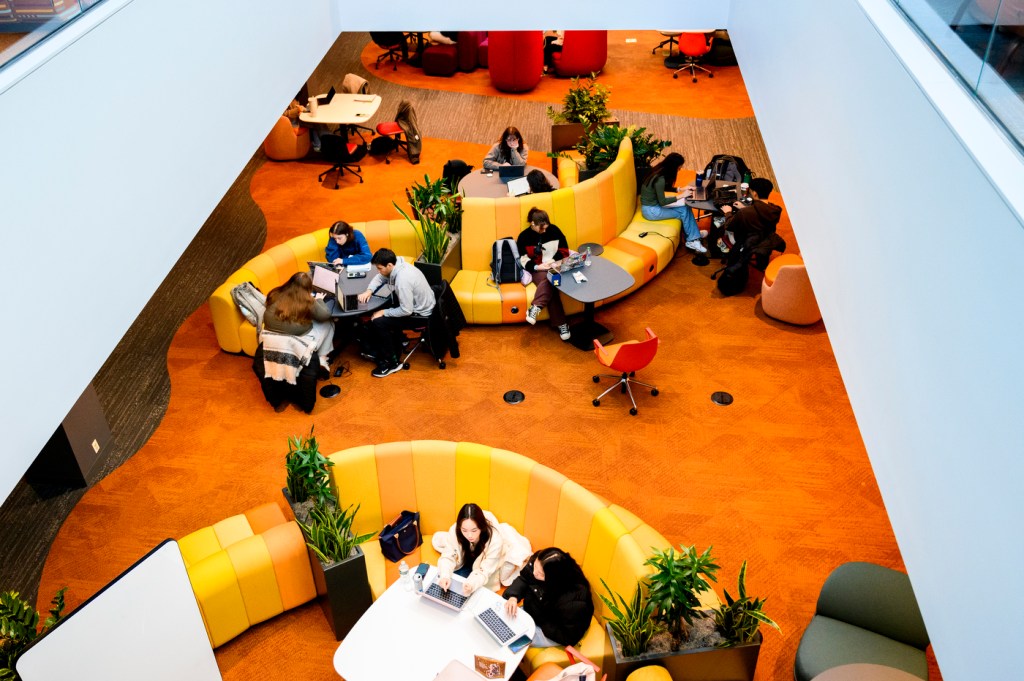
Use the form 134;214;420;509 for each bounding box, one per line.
369;136;397;156
712;241;753;297
490;238;526;286
231;281;266;327
703;154;752;184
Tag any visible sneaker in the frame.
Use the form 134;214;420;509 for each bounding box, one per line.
558;324;571;341
713;216;727;229
525;305;541;325
716;238;731;254
685;239;708;254
371;362;402;378
699;229;709;239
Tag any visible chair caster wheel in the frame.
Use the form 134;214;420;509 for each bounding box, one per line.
439;361;446;369
709;73;714;78
630;408;638;416
651;388;659;396
692;78;698;83
592;399;600;407
628;371;636;377
592;376;600;383
673;73;678;79
402;362;410;370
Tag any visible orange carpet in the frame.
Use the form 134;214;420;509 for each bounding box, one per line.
361;31;755;119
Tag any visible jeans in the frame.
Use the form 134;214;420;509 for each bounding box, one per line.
641;202;701;242
530;626;562;648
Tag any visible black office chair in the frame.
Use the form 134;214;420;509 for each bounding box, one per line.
341;73;376;144
399;281;463;370
317;134;366;189
371;32;407;70
652;31;681;56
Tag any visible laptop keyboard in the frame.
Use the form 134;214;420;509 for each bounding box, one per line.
478;607;514;642
425;583;468;609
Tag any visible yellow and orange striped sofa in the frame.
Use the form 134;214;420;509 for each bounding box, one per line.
328;440;689;681
179;502;317;648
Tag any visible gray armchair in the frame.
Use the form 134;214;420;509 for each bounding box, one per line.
794;562;930;681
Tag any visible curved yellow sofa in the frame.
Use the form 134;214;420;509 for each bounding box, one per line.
452;137;680;324
328;440;672;680
178;502;317;648
209;219;420;356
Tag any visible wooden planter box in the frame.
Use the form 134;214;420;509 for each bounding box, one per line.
607;624;762;681
415;233;462;287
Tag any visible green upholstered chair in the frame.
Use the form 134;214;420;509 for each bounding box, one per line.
794;562;930;681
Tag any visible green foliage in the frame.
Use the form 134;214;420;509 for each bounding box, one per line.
299;503;376;565
598;579;655;658
576;125;672;171
546;74;611;128
1;588;67;680
395;174;462;264
713;561;780;645
645;545;720;643
284;427;335;506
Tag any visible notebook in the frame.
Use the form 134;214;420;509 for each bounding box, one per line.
498;165;526;180
310;265;340;294
507;176;530;197
420;574;469;611
317;86;336;105
474;605;530;647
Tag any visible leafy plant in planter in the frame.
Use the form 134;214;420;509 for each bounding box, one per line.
575;125;672;174
1;587;67;680
546;74;612;128
713;561;780;646
646;544;720;646
598;579;656;658
284;427;335;509
394;174;462;264
299;503;376;566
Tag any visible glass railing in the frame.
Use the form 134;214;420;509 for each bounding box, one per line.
892;0;1024;150
0;0;102;71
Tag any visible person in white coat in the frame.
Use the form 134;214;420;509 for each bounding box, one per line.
435;503;505;595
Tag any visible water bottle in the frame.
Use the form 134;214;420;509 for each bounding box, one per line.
398;560;410;590
585;246;592;267
308;97;318;116
413;572;423;593
742;170;752;186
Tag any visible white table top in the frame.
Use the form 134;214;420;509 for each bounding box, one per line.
300;93;382;126
333;567;534;681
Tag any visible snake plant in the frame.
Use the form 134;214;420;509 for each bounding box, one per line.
713;561;781;645
598;578;656;658
299;503;376;565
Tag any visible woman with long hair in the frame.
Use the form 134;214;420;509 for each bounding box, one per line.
263;271;334;370
483;126;529;170
639;151;707;253
325;220;372;266
503;547;594;647
436;503;506;595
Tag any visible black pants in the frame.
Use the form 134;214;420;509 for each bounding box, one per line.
369;314;428;366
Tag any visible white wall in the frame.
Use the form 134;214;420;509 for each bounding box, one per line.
729;1;1024;679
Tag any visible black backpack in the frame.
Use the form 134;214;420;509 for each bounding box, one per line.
703;154;752;183
712;240;753;297
490;238;525;285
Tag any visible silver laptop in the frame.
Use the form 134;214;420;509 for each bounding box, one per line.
474;604;530;647
420;573;469;611
310;264;340;294
334;279;364;312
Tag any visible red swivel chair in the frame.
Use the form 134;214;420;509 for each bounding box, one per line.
673;32;714;82
592;328;660;416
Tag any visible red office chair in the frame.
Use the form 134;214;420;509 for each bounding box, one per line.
374;121;408;164
673;32;714;82
592;328;659;416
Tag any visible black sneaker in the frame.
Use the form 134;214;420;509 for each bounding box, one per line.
371;362;402;378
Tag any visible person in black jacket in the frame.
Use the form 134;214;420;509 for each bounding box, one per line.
516;208;572;341
503;547;594;647
717;177;781;253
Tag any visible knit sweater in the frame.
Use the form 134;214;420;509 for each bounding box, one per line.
516;224;569;272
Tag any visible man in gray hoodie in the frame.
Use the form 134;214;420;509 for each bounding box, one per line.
358;248;435;377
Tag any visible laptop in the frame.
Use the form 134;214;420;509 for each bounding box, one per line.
334;279;364;312
691;174;717;201
310;264;340;295
497;165;526;180
420;573;469;611
507;176;530;197
316;86;336;105
474;604;531;647
555;251;587;273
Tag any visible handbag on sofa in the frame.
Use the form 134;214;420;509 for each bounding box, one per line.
378;510;422;562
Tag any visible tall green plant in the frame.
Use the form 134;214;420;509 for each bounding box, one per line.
598;579;655;658
576;125;671;171
546;74;611;128
1;587;66;680
645;545;720;644
713;561;780;645
395;175;460;264
284;427;335;507
299;503;376;565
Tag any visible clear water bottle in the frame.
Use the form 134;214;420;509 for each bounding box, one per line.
585;246;592;267
398;560;411;590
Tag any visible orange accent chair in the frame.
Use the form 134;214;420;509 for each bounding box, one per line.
761;254;822;325
263;116;310;161
591;327;660;416
526;646;607;681
673;32;714;82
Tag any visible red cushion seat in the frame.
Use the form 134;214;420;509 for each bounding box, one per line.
488;31;543;93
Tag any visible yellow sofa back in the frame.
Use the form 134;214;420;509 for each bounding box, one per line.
208;219;419;355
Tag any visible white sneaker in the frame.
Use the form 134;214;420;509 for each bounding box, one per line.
558;324;571;341
685;239;708;254
525;305;541;325
699;229;709;239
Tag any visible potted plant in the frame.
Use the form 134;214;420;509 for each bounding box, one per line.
394;175;463;287
601;546;777;681
1;587;67;680
297;502;376;640
282;427;335;523
546;74;615;173
574;125;671;186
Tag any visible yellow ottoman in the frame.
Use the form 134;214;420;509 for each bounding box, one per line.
626;667;672;681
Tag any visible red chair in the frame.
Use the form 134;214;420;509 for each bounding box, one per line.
592;328;660;416
488;31;544;92
551;30;608;77
673;32;714;82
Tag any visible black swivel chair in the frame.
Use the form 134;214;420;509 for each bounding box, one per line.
317;134;366;189
399;281;464;370
371;32;407;70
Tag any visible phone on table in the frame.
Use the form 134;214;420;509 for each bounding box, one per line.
507;634;531;653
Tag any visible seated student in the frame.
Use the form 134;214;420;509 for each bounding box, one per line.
326;220;372;266
356;248;435;378
503;547;594;648
517;208;571;341
263;272;334;373
483;127;529;170
434;503;505;595
526;169;555;194
716;177;781;254
543;30;564;72
284;84;324;152
640;152;708;254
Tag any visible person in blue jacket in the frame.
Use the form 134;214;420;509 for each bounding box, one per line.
325;220;372;266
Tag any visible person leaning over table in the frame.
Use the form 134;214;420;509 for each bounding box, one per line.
517;207;571;342
503;547;594;648
526;169;555;194
356;248;435;378
640;151;708;254
263;271;334;375
325;220;372;266
482;126;528;170
715;177;781;254
434;503;505;595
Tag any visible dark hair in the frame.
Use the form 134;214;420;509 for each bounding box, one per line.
265;272;315;325
496;126;526;164
527;169;554;194
749;177;774;199
534;547;590;594
455;503;492;568
371;248;397;267
527;207;549;225
642;151;685;189
329;220;354;239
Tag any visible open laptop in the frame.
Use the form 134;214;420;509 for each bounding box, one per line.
474;604;531;647
691;174;717;201
334;279;364;312
498;165;526;180
507;176;530;197
310;264;340;295
316;86;336;105
420;573;469;611
555;251;587;273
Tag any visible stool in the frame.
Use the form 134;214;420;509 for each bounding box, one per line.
422;44;458;76
761;253;821;325
626;667;672;681
374;121;408;165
